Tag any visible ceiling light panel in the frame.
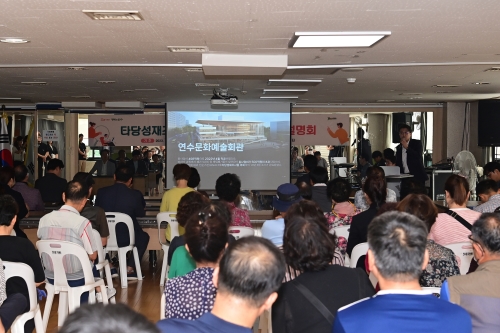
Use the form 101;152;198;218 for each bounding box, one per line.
267;79;322;86
260;96;299;99
82;10;143;21
263;89;308;94
0;38;29;44
292;31;391;48
168;46;208;53
195;83;219;87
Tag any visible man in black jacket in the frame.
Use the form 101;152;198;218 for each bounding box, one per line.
395;124;428;183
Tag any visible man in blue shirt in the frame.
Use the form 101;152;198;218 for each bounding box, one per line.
157;237;286;333
333;211;472;333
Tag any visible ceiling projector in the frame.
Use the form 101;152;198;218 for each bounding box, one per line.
211;88;238;106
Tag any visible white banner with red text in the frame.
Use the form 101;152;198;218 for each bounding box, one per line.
291;114;350;145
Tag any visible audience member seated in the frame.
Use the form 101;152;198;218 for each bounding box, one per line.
0;195;45;333
291;149;304;173
272;201;374;333
187;167;209;198
126;150;148;176
295;181;312;200
0;258;27;333
383;148;396;166
150;154;163;186
95;167;149;280
372;150;386;167
165;202;230;319
396;194;460;287
88;149;116;176
347;167;388;261
167;192;211;267
309;167;331;213
261;183;302;247
160;163;194;240
474;179;500;213
354;166;396;211
441;213;500;331
35;158;67;205
38;181;113;302
157;237;285;333
325;178;359;255
314;151;328;169
282;201;345;282
215;173;251;228
483;161;500;188
357;155;372;179
399;177;428;199
0;167;29;238
168;201;231;279
429;174;481;246
334;211;472;333
295;154;317;185
114;149;130;169
72;173;110;247
12;164;44;211
60;303;160;333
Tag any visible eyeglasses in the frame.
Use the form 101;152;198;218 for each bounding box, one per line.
468;234;479;244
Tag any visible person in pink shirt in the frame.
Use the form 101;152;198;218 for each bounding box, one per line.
215;173;251;228
429;174;481;246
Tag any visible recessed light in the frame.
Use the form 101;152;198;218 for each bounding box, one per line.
0;97;21;100
135;88;158;91
267;79;322;86
120;90;134;93
399;93;422;96
71;95;91;99
21;82;47;85
195;83;220;87
435;91;452;94
432;84;462;88
485;67;500;72
201;93;213;96
263;89;308;94
341;68;364;72
0;38;30;44
98;81;115;84
260;96;299;99
292;31;391;48
376;99;395;102
184;68;204;72
67;67;88;71
409;97;423;99
168;46;208;53
472;82;490;85
82;10;143;21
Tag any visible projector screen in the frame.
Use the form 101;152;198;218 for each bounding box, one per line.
166;103;291;190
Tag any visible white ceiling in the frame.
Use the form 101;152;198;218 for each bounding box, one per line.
2;0;500;105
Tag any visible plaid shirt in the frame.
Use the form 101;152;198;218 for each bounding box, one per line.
473;194;500;213
38;205;98;280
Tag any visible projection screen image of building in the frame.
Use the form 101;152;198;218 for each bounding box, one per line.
166;110;291;190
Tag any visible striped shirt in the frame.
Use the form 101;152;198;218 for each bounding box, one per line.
473;194;500;213
38;205;98;280
428;208;481;246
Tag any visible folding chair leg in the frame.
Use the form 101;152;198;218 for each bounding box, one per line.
34;306;45;333
104;264;116;304
57;292;68;327
133;247;143;281
160;254;168;286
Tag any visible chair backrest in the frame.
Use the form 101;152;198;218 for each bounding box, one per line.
91;229;106;262
36;240;96;288
349;242;369;268
105;212;135;249
381;166;400;176
3;262;37;312
444;242;474;275
10;229;16;236
421;287;441;296
228;226;255;240
157;212;179;245
332;225;350;239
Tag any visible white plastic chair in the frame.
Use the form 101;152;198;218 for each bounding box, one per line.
105;212;143;288
91;229;115;304
421;287;441;296
3;262;45;333
228;226;255;239
160;290;166;320
332;225;350;239
37;240;108;329
157;212;179;287
444;242;474;275
349;242;369;268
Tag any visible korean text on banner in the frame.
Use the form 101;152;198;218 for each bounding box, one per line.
291;114;350;146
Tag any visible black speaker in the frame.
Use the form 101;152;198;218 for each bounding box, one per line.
478;100;500;146
392;112;413;143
